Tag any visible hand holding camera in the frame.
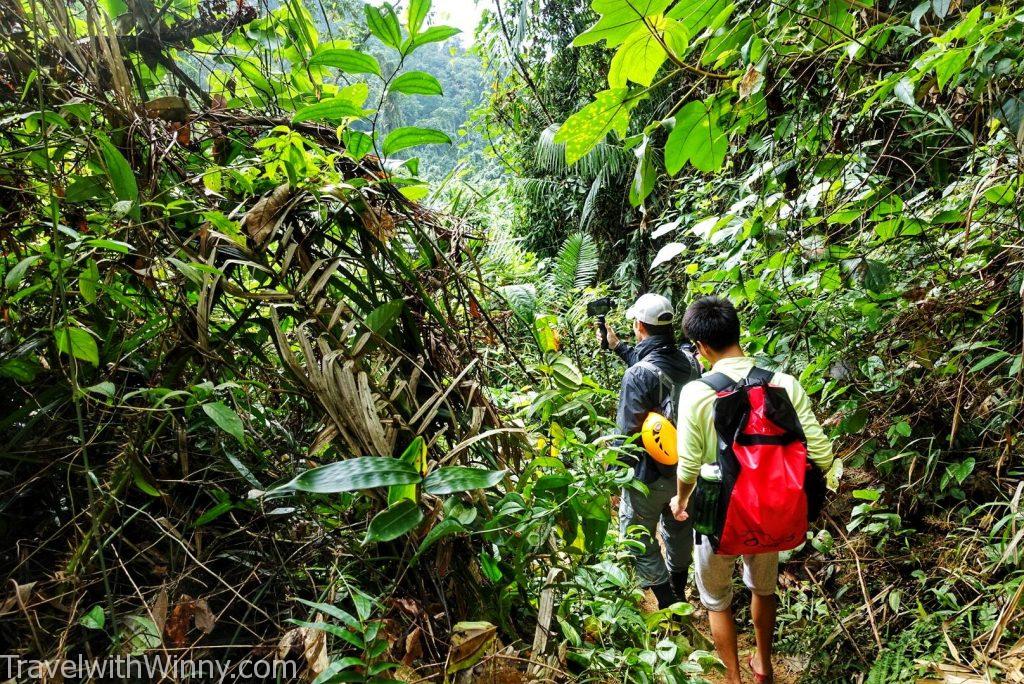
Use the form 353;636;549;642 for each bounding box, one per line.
587;296;616;350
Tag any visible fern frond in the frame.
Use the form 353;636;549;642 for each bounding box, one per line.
534;125;632;181
497;284;538;325
553;232;599;295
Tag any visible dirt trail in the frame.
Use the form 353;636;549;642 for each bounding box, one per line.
687;601;803;684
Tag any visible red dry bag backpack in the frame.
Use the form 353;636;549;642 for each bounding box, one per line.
695;367;826;555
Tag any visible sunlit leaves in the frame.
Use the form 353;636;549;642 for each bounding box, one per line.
382;126;451;156
291;96;367;124
389;71;443;95
573;0;673;47
608;16;688;88
406;0;430;35
309;48;381;76
406;25;461;53
422;467;506;495
553;88;638;165
342;129;373;160
365;4;403;48
666;0;731;36
664;100;727;174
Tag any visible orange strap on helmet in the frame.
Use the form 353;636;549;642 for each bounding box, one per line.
641;412;678;465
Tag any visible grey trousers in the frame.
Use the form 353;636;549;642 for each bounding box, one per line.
618;476;694;587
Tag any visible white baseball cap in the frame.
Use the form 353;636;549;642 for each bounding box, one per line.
625;293;674;326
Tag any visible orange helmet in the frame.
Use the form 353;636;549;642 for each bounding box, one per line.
641;413;678;465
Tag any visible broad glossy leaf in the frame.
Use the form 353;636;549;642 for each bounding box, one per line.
268;456;421;494
574;0;672;47
687;118;727;172
407;25;460;52
389;71;443;96
608;16;687;88
364;300;404;335
54;326;99;365
342;129;374;160
309;48;381;76
365;500;423;542
423;467;505;495
406;0;430;34
554;88;637;165
96;135;137;215
202;401;245;443
413;518;464;560
365;4;403;48
292;97;366;124
5;255;41;288
389;436;426;504
666;0;731;36
382;126;451;156
651;242;686;268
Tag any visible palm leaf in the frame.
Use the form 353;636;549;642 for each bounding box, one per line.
553;232;598;295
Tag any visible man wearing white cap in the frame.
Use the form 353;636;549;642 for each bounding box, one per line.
600;293;701;608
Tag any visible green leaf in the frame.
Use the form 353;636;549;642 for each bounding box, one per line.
203;401;245;443
389;436;426;504
80;605;106;630
407;25;460;51
309;48;381;75
5;255;42;288
406;0;430;34
95;134;138;217
365;4;403;48
54;326;99;365
80;259;100;303
0;358;39;382
664;100;726;174
267;456;422;494
412;518;464;561
574;0;673;47
664;101;703;175
342;129;374;160
364;300;404;335
389;70;443;96
365;500;423;542
292;97;367;124
608;16;687;88
554;88;637;165
666;0;730;36
382;126;451;156
688;118;727;172
628;135;656;207
422;467;505;495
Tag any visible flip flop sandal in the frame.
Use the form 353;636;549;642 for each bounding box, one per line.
748;655;774;684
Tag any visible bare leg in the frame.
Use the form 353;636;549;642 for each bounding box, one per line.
707;607;742;684
751;593;776;679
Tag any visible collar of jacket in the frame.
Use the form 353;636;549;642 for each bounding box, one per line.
632;335;676;361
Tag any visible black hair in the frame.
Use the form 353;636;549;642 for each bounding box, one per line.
639;321;675;343
682;296;740;351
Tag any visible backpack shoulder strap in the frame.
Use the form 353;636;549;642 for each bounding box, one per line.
747;366;775;384
700;372;736;393
635;360;670;387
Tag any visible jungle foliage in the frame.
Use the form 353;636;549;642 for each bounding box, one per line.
1;0;1023;681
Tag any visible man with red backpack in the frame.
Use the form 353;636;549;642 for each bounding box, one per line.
669;297;834;684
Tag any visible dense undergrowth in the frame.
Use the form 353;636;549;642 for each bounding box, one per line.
2;0;1024;681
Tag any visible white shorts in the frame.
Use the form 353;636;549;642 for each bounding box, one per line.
694;539;778;612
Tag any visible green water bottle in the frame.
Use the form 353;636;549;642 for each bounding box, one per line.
694;463;722;537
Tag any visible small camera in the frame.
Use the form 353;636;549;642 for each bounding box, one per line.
587;296;616;318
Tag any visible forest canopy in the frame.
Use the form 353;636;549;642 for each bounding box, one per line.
1;0;1023;681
